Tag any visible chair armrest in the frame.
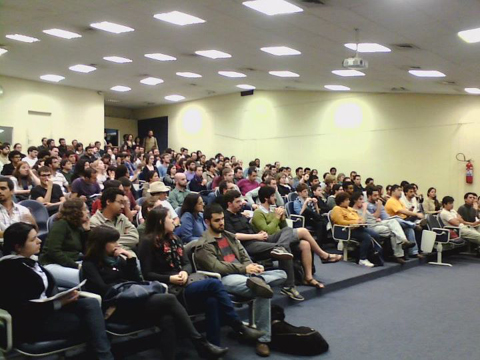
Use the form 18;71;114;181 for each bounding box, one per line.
289;214;305;228
432;228;450;243
0;308;12;353
78;291;102;306
333;224;352;241
197;271;221;280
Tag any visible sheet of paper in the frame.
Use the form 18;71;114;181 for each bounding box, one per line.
30;279;87;303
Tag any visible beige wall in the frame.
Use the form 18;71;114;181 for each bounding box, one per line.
0;75;104;147
134;90;480;202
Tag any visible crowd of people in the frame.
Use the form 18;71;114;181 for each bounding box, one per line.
1;131;480;358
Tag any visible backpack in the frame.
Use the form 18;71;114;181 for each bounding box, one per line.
290;242;316;285
367;238;384;266
270;305;329;356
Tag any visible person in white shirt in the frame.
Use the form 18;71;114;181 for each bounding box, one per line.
400;184;419;213
439;196;480;245
22;146;38;168
45;156;70;194
146;181;180;226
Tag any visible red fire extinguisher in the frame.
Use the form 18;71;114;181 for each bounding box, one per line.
466;161;474;184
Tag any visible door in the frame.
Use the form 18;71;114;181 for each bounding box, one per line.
138;116;168;152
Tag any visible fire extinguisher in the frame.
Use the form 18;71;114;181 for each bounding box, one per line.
466;161;474;184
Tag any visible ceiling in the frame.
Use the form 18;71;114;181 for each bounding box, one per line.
1;0;480;108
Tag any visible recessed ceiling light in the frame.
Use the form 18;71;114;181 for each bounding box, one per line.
106;99;120;103
154;11;206;26
176;72;202;78
332;70;365;77
6;34;39;43
0;48;7;56
261;46;301;56
165;95;185;102
195;50;231;59
269;71;299;77
243;0;303;16
90;21;134;34
458;28;480;43
69;64;97;73
465;88;480;94
324;85;350;91
43;29;82;39
144;53;177;61
40;74;65;82
408;70;445;77
140;77;164;85
218;71;246;78
237;84;256;90
344;43;391;53
103;56;132;63
111;85;131;92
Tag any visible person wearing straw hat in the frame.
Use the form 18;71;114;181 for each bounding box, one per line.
148;181;180;226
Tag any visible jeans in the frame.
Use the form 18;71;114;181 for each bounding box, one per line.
44;263;80;288
351;228;374;260
184;278;241;346
395;219;419;255
221;269;287;343
32;298;113;360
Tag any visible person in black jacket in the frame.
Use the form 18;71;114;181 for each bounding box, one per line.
0;222;114;360
139;207;264;346
82;225;228;360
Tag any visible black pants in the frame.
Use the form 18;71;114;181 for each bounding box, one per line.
302;208;328;245
109;293;201;360
28;298;113;360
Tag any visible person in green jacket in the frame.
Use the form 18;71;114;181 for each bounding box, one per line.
40;198;90;287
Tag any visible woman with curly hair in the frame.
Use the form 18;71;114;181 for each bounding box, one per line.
40;198;90;287
11;161;40;201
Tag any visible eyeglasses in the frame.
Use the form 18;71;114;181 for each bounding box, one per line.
39;174;51;177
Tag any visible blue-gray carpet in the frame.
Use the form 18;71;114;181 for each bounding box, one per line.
125;255;480;360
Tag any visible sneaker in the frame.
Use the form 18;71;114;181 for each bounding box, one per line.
358;259;375;268
270;247;294;261
281;286;305;301
246;277;273;298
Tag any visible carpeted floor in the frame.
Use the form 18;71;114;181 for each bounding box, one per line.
125;255;480;360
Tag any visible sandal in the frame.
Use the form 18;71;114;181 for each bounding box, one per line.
321;253;342;264
302;278;325;289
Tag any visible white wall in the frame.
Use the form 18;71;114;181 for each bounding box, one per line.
0;75;104;147
134;90;480;202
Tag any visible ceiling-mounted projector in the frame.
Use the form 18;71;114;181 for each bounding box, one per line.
342;56;368;70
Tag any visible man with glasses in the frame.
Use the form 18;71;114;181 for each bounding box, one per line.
90;187;139;251
30;166;66;215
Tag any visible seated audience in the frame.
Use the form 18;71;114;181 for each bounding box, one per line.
44;156;69;193
353;175;364;193
168;173;191;209
142;154;160;180
80;146;96;163
252;186;342;280
212;168;234;190
142;170;161;197
0;144;10;173
185;159;197;181
223;190;304;301
457;192;479;224
82;225;227;360
22;146;38;168
195;204;287;357
327;184;344;210
189;165;208;192
175;193;206;243
137;197;161;236
71;159;90;183
440;196;480;246
157;153;171;178
423;187;441;214
119;177;140;221
233;166;244;184
237;167;260;196
91;159;108;189
30;166;66;215
246;176;284;207
163;164;177;188
1;150;22;176
90;187;139;252
139;207;263;346
11;161;40;201
276;172;292;197
147;181;180;226
0;222;114;360
40;198;89;286
203;161;217;184
330;192;376;268
71;168;101;208
400;184;421;214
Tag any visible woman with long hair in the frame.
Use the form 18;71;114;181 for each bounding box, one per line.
0;223;114;360
423;187;441;214
91;159;107;189
142;170;161;197
40;198;90;287
163;164;177;187
74;142;84;157
175;193;206;243
82;225;227;360
139;207;263;346
142;154;159;180
275;172;291;196
11;161;40;201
